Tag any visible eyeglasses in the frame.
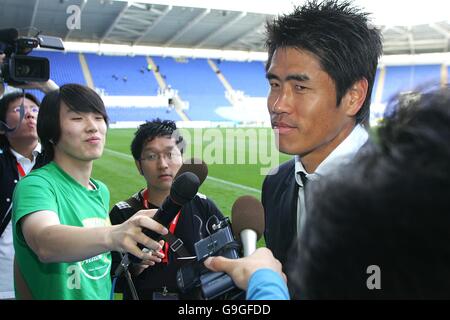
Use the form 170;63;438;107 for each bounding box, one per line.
140;151;182;162
12;106;39;114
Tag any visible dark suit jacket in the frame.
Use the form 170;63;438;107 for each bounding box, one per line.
262;158;299;267
0;145;48;236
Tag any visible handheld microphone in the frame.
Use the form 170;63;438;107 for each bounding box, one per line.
231;195;265;257
130;171;200;262
144;171;199;239
175;157;208;186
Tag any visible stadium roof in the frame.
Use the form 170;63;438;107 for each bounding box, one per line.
0;0;449;56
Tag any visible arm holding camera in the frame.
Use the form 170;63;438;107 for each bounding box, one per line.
204;247;290;300
14;78;59;94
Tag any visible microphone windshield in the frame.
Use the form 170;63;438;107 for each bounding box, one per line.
231;195;265;240
170;171;200;205
0;28;19;43
175;157;208;186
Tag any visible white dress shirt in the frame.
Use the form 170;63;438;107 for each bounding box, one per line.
294;125;369;235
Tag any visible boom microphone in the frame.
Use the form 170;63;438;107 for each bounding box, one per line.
231;195;265;257
175;157;208;186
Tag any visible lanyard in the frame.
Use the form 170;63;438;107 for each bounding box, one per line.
16;162;26;178
142;188;181;263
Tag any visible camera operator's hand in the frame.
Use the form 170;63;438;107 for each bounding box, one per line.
204;248;286;291
108;209;168;261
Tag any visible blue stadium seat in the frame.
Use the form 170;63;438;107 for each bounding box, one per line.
23;51;445;123
152;56;229;121
448;66;450;83
215;60;268;97
371;69;380;104
84;53;159;96
383;65;441;102
106;107;182;122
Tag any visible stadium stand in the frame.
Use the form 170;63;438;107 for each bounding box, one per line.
24;51;447;125
382;64;441;102
152;56;230;121
84;53;159;96
372;69;381;104
448;66;450;83
215;60;268;97
106;107;181;122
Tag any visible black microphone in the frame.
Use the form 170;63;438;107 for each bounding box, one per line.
130;171;200;262
231;195;265;257
0;28;18;44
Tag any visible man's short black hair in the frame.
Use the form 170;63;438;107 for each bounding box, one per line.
37;83;108;160
288;86;450;299
0;91;40;148
265;0;382;124
131;118;184;160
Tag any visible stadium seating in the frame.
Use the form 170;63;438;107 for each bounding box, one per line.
106;107;181;122
215;60;268;97
84;53;159;96
25;51;446;124
152;56;230;121
382;65;441;102
371;69;380;103
448;66;450;83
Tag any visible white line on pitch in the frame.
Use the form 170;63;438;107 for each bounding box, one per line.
103;148;261;194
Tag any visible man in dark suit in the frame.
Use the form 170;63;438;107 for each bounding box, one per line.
261;0;383;278
207;87;450;299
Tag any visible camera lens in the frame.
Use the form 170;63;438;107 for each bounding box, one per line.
16;64;32;77
11;55;49;82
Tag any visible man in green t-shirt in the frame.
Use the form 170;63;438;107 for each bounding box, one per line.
12;84;168;300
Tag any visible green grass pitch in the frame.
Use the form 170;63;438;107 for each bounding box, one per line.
92;127;292;248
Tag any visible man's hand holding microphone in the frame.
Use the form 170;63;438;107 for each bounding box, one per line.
202;195;287;291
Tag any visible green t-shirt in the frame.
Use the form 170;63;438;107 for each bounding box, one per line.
12;162;112;300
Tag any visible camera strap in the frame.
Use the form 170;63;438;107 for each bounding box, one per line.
162;231;190;258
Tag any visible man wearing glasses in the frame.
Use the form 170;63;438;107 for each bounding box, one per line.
109;119;224;300
0;92;44;299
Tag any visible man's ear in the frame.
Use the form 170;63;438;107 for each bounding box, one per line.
135;160;144;175
341;78;368;117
